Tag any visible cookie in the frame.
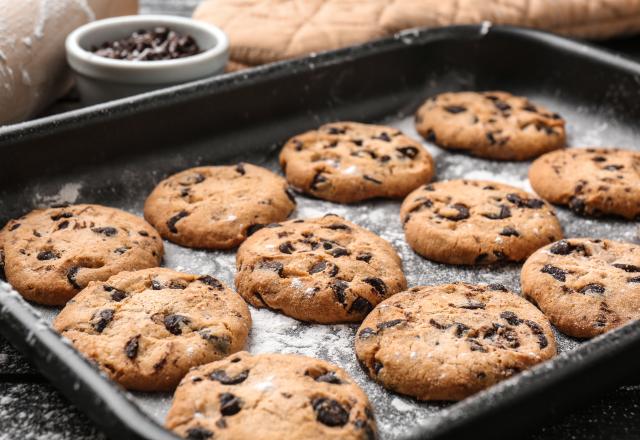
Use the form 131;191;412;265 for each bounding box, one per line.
2;204;163;305
279;122;434;203
400;180;563;265
415;91;566;160
165;352;377;440
144;163;296;249
529;147;640;219
521;238;640;338
355;283;556;401
53;268;251;391
235;214;406;323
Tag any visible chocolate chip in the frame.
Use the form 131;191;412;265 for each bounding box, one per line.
210;369;249;385
444;105;467;114
312;398;349;427
468;339;488;353
67;266;82;289
373;361;384;374
549;240;584;255
454;322;470;337
235;163;246;175
293;140;304;151
523;320;548;349
486;132;496;145
36;250;59;261
500;311;521;326
377;319;405;330
215;419;227;429
444;203;470;221
483;205;511;220
374;132;391;142
592;156;607;162
124;335;139;359
379;155;391;162
425;129;436;143
51;212;73;221
166;210;189;233
315;371;342;384
200;331;231;353
358;327;377;339
57;220;69;230
91;227;117;237
114;247;130;255
138;230;149;237
363;277;387;296
487;283;508;292
349;296;373;315
493;100;511;112
151;279;164;290
500;227;520;237
396;146;419;159
356;253;372;263
331;280;349;304
429;319;450;330
279;241;295;254
612;263;640;273
604;164;624;171
628;276;640;283
363;175;382;184
579;283;605;295
93;27;201;61
328;247;350;258
93;309;114;333
327;126;346;135
246;223;265;236
325;223;351;231
186;427;214;440
309;261;327;274
506;193;544;209
541;264;566;282
163;314;190;335
219;393;242;416
198;275;224;290
311;172;328;190
568;196;586;215
104;285;127;301
354;419;376;440
259;260;284;277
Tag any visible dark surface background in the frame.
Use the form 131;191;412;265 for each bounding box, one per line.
1;1;640;438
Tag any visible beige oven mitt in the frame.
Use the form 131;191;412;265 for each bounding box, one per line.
194;0;640;69
0;0;138;125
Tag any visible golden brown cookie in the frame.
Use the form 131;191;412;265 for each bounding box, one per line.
400;180;563;265
279;122;434;203
529;147;640;219
235;214;406;323
355;283;556;401
165;352;377;440
415;91;566;160
144;163;296;249
2;204;163;305
53;268;251;391
521;238;640;338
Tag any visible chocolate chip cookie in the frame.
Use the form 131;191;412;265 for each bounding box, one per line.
521;238;640;338
53;268;251;391
279;122;434;203
144;163;296;249
355;283;556;401
2;204;163;305
415;91;566;160
400;180;563;265
165;352;377;440
529;148;640;219
235;214;406;323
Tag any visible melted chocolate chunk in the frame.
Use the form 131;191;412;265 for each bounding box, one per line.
362;277;387;296
93;309;114;333
67;266;82;289
549;240;584;255
91;227;118;237
396;146;419;159
541;264;567;282
349;297;373;314
506;193;544;209
500;311;521;326
259;260;284;277
163;314;190;335
37;250;59;261
235;163;246;175
315;371;342;384
312;398;349;427
124;335;139;359
612;263;640;273
210;369;249;385
444;203;470;221
331;280;349;304
309;261;327;274
166;210;189;233
219;393;242;416
443;105;467;114
482;205;511;220
279;241;295;254
328;247;350;258
356;253;372;263
199;275;224;290
578;283;605;295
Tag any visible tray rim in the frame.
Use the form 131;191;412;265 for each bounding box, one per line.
1;24;640;440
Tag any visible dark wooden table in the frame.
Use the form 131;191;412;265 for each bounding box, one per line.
2;1;640;438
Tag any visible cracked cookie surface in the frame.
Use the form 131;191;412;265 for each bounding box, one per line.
1;204;163;305
355;283;556;401
279;122;434;203
235;214;406;323
415;91;566;160
144;163;296;249
400;180;563;265
53;268;251;391
529;147;640;219
521;238;640;338
165;352;377;440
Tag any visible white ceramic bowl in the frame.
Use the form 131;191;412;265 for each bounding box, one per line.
66;15;229;104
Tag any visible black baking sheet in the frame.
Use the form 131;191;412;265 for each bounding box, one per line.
1;25;640;440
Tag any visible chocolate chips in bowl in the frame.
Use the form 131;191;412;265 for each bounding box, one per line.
92;27;201;61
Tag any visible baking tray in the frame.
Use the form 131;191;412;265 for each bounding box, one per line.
1;25;640;440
